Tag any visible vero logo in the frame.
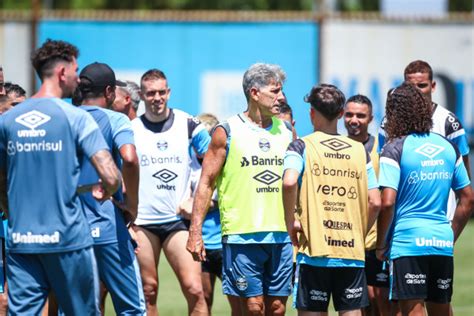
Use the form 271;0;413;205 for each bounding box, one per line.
415;143;445;159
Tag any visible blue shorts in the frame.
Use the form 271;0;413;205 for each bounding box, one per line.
222;242;293;297
94;240;146;315
7;247;99;315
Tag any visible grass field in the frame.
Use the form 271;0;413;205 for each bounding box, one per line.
105;220;474;315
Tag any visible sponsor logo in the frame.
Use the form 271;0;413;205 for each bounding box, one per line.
12;231;60;244
316;184;358;199
323;220;352;230
253;170;281;186
407;171;452;184
309;290;328;302
323;200;346;212
421;159;445;167
240;155;283;168
258;138;271;152
91;227;100;238
253;170;281;193
15;110;51;138
415;237;453;248
139;154;182;167
153;169;177;190
437;278;452;290
415;143;445;159
236;276;248;291
7;140;63;156
345;287;363;299
404;273;426;285
320;138;351;159
324;235;354;248
447;115;459;131
156;140;168;151
153;169;178;183
311;163;362;179
376;272;388;283
415;143;446;167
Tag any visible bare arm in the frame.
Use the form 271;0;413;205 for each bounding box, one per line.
451;185;474;242
118;144;139;222
90;149;121;200
282;169;301;247
367;188;381;234
186;127;227;262
462;155;471;180
0;169;8;215
376;188;397;261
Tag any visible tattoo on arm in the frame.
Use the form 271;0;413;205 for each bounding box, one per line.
90;150;121;195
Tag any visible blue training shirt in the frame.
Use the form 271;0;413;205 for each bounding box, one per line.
378;132;470;260
0;98;108;253
78;106;134;245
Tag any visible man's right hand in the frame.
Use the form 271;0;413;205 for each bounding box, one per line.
186;230;206;262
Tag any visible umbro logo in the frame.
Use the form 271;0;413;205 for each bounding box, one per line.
253;170;280;185
415;143;444;159
320;138;351;152
153;169;177;183
15;110;51;129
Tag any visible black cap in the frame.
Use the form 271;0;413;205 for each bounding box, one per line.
79;62;125;93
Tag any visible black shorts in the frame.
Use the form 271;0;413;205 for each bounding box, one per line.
365;249;389;288
201;248;223;278
140;219;190;244
295;264;369;312
390;255;453;303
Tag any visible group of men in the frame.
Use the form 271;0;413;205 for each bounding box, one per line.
0;37;471;316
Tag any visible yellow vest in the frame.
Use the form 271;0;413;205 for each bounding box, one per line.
364;135;379;250
217;114;292;236
297;132;368;261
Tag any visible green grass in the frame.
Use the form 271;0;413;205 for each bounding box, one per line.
105;220;474;315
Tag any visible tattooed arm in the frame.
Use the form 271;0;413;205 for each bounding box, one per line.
90;149;121;201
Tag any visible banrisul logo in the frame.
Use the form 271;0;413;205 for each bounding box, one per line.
415;143;446;167
320;138;352;159
15;110;51;137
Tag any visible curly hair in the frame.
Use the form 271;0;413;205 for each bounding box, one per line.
31;39;79;79
384;82;432;140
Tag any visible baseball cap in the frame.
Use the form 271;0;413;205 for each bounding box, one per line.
79;62;125;92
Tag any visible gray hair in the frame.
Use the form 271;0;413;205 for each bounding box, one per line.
242;63;286;101
117;80;140;109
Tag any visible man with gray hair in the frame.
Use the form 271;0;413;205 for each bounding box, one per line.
187;63;295;315
113;80;140;120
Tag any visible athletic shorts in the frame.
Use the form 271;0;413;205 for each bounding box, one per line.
202;248;223;279
94;240;146;315
365;249;389;288
222;242;292;297
7;247;99;315
294;264;369;312
390;255;453;303
140;219;189;244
